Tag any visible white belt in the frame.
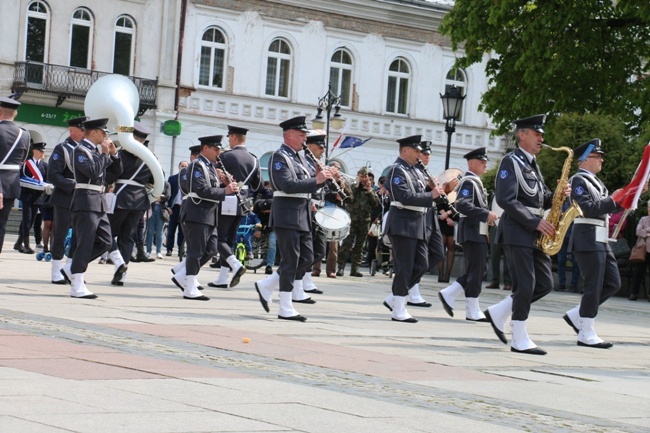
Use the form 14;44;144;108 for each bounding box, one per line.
574;218;606;227
391;201;428;213
116;179;145;187
273;191;311;199
185;192;220;203
0;164;20;171
526;206;545;217
75;184;105;192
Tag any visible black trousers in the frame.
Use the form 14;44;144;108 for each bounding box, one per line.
504;245;553;321
573;250;620;318
0;199;13;253
275;227;313;292
165;204;184;253
308;224;326;273
51;205;74;260
183;220;218;276
428;221;444;270
19;199;38;242
71;210;112;274
217;214;242;268
109;208;142;265
390;235;429;297
457;240;488;298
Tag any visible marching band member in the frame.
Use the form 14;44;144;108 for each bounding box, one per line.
65;118;121;299
209;125;262;289
254;116;333;321
439;147;498;321
0;96;30;257
48;116;87;284
563;139;622;348
105;122;154;286
382;135;443;323
173;135;238;301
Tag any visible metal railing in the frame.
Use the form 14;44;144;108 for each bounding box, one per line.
12;61;158;116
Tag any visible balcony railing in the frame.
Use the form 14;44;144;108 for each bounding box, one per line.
12;61;158;117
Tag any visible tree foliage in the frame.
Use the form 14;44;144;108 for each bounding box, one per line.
440;0;650;134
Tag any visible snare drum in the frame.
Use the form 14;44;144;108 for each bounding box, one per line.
315;207;351;241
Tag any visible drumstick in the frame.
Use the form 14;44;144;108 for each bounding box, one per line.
315;208;342;221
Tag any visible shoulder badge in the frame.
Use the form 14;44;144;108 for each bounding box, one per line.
392;176;402;185
461;188;470;197
193;169;203;179
574;186;585;195
77;155;87;163
499;170;509;179
52;153;59;161
273;161;283;171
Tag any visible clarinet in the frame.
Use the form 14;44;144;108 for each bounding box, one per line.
416;158;459;220
302;143;349;202
215;156;251;214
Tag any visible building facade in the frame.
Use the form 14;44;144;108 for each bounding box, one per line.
1;0;505;181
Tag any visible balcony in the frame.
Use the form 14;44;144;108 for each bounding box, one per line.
12;61;158;117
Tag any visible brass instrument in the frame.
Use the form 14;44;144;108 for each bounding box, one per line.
536;144;583;255
416;158;460;220
215;156;251;214
302;143;349;201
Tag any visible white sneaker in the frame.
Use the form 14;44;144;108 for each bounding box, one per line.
156;253;163;260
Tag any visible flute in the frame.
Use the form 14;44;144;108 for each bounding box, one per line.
301;143;349;201
416;158;459;219
215;156;251;214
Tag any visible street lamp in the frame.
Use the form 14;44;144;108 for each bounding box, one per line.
440;85;466;170
312;81;345;161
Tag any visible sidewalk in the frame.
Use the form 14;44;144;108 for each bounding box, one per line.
1;236;649;433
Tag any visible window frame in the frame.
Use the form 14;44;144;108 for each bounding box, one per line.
444;68;467;123
329;48;353;108
385;57;411;115
25;1;50;63
198;26;228;90
264;38;292;99
69;7;94;69
112;15;136;76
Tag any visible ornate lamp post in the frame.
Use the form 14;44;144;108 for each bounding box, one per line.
312;81;345;161
440;85;466;170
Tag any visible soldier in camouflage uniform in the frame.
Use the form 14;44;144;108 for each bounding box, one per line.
337;167;380;277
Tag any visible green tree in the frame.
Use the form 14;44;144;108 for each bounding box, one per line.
440;0;650;134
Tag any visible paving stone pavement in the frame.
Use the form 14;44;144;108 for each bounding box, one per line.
1;236;649;433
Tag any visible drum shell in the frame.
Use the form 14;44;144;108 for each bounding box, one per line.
315;207;351;241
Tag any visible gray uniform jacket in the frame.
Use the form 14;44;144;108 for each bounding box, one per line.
456;171;490;244
71;139;122;213
495;148;553;247
219;146;262;216
384;157;433;240
0;120;30;199
105;150;153;212
568;168;621;252
48;138;77;209
268;144;320;232
179;154;225;227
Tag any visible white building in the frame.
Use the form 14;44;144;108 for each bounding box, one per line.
1;0;505;180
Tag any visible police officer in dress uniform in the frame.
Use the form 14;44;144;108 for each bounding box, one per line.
483;114;569;355
439;147;498;321
253;116;333;321
173;135;238;301
382;135;443;323
48;116;87;284
64;118;121;299
208;125;262;289
105;122;154;286
562;139;622;348
0;96;30;256
16;142;48;254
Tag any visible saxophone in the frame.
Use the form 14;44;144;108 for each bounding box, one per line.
536;144;583;255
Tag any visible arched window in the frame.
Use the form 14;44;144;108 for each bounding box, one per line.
386;58;410;115
113;15;135;75
69;7;93;68
329;49;353;108
445;68;467;122
198;27;227;89
25;1;50;84
260;152;273;182
265;39;291;98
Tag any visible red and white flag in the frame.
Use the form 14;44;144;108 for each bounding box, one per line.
612;143;650;210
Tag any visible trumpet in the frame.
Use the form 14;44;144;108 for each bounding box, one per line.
215;156;251;214
338;172;358;186
302;143;349;201
416;158;460;220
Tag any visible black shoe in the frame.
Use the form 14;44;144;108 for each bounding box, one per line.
438;292;454;318
51;279;68;285
137;253;154;263
510;346;547;355
391;317;418;323
563;314;579;335
166;251;173;257
293;298;316;304
265;266;273;275
336;269;344;277
304;288;323;294
13;242;23;253
278;314;307;322
466;317;490;322
383;301;393;311
577;341;613;349
171;276;184;291
230;266;246;288
183;295;210;301
554;285;566;292
111;264;128;286
22;246;35;254
207;282;228;288
350;271;363;277
484;309;507;344
407;301;432;308
255;282;270;313
70;294;98;299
